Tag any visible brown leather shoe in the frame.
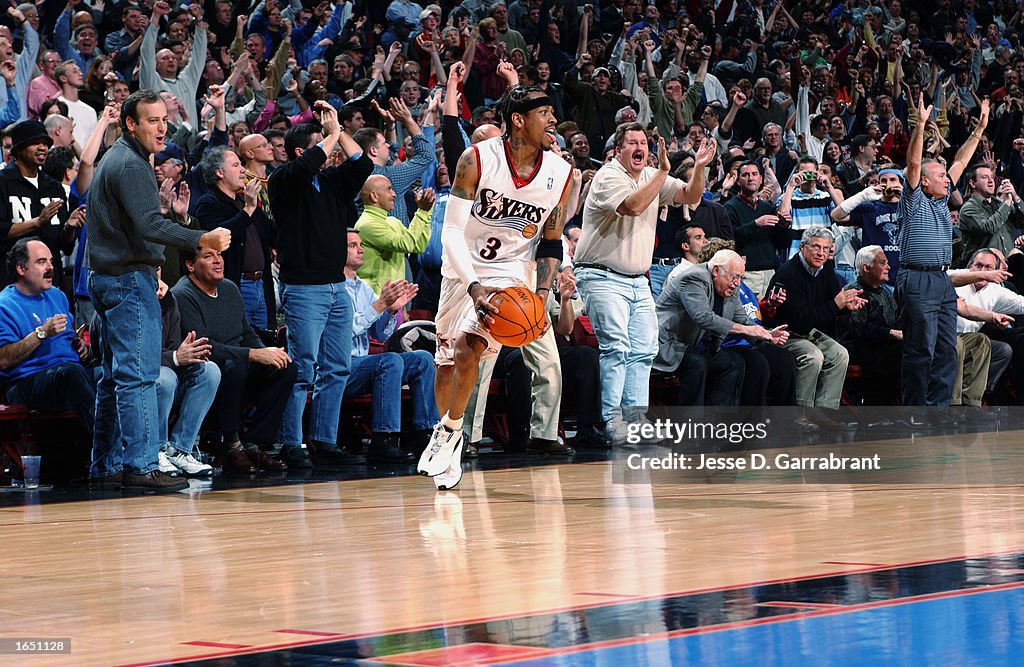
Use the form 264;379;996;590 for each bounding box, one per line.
221;445;256;474
89;471;123;488
527;438;575;455
122;470;189;493
245;445;288;471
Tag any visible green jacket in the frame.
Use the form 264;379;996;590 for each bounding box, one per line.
958;194;1024;265
650;79;703;140
355;204;432;295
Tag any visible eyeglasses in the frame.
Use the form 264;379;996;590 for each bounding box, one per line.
805;243;831;254
717;268;743;285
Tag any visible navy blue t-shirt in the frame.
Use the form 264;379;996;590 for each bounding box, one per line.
851;200;900;284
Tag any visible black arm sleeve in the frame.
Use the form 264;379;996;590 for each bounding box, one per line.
442;115;467;179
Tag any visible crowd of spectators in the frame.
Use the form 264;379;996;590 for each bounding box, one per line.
5;0;1024;485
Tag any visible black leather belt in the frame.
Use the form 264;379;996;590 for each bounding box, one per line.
575;262;646;279
651;257;683;266
902;263;949;272
241;271;264;280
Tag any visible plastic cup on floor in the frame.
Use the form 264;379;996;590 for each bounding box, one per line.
20;455;40;489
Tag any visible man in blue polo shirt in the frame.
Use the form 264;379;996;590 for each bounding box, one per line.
0;238;94;431
897;95;989;407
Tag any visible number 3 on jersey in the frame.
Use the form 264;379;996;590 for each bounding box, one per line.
480;237;502;260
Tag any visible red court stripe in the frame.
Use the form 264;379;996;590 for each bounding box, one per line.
758;601;843;609
273;629;345;637
181;641;252;649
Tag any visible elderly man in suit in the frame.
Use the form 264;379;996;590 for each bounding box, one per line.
654;249;790;405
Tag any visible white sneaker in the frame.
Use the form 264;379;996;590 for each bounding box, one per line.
157;450;181;476
167;447;215;477
418;422;463;477
433;435;465;491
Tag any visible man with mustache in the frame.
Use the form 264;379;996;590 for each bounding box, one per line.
0;238;94;444
575;123;714;444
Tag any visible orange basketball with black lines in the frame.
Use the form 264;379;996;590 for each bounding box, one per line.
483;286;547;347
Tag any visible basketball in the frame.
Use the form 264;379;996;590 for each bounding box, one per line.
482;285;548;347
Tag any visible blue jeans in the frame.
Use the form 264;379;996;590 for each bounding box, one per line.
344;350;438;433
156;361;221;453
576;267;658;423
240;278;268;329
834;264;857;288
89;271;162;476
647;263;673;300
277;281;353;445
897;268;958;406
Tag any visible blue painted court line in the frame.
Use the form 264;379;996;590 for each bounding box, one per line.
498;584;1024;667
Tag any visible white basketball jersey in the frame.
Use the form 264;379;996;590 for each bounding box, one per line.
442;136;572;282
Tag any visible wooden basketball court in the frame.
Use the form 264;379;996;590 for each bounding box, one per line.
3;423;1024;665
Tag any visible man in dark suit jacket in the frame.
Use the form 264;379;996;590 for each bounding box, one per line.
654;250;789;405
194;146;277;330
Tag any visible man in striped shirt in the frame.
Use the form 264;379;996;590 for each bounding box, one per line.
897;94;989;407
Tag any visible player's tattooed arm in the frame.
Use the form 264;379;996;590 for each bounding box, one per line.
450;145;480;201
537;255;557;292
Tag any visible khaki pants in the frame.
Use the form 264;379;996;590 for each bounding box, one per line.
742;269;775;300
463;328;562;443
951;333;991;406
783;330;850;409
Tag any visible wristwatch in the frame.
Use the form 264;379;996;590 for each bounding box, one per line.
35;327;46;340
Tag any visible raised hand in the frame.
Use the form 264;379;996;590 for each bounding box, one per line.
172;182;191;218
693;136;716;168
496;60;518;85
158;178;175;214
448;61;466;85
656;136;669;172
416;188;436;210
243;178;261;209
315;101;340;136
205;84;225;110
370;98;395;125
389;96;413;125
917;92;933;129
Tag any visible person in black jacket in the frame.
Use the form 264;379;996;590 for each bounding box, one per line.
194;146;277;330
0;121;73;290
765;226;866;424
268;102;373;469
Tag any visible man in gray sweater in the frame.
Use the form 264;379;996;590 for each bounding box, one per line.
174;246;296;474
87;90;231;493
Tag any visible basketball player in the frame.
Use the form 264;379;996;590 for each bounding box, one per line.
418;85;574;490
